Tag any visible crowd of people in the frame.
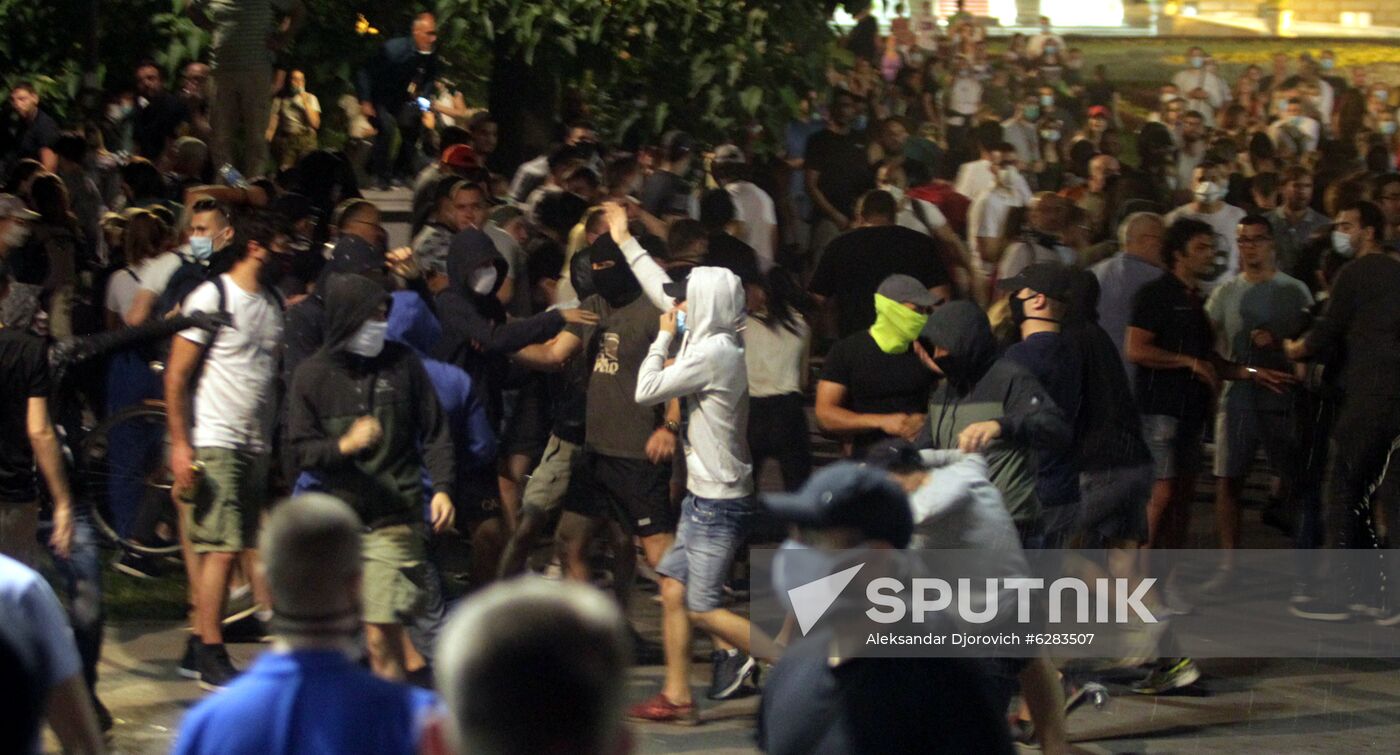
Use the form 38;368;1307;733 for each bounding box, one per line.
4;2;1400;753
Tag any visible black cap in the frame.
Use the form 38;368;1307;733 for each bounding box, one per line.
662;273;688;302
996;261;1074;301
764;462;913;548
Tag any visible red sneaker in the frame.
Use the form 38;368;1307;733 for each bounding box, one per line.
627;693;700;725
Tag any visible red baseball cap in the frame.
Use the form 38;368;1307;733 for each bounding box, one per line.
1087;105;1111;119
441;144;479;170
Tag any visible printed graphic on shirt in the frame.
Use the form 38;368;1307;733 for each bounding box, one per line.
594;332;621;376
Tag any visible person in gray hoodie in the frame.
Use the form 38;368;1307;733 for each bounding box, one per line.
604;203;766;723
914;300;1072;540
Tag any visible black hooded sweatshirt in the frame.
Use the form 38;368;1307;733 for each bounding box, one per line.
288;273;455;527
432;228;565;425
917;301;1071;528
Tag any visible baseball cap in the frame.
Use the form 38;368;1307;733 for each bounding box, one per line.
441;144;479;171
1087;105;1111;119
763;462;913;548
876;274;936;308
996;261;1074;301
712;144;745;164
662;272;688;302
0;194;38;221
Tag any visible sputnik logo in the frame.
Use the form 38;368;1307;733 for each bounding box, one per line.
787;563;865;635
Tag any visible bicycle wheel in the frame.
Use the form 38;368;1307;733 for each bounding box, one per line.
79;402;182;556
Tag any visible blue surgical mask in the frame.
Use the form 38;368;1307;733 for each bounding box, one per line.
1382;121;1398;136
1190;56;1204;69
1039;94;1054;107
188;236;214;262
1023;105;1040;120
1320;58;1335;71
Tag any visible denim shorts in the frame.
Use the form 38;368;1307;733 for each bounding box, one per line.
1142;414;1204;481
655;494;755;612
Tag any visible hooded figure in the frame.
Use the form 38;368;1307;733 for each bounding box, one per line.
587;235;643;308
916;300;1071;529
283;234;387;388
288;273;456;528
386;290;496;503
634;265;753;499
433;227;566;425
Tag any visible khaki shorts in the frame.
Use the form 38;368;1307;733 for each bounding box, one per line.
362;523;428;625
189;448;270;553
521;435;579;514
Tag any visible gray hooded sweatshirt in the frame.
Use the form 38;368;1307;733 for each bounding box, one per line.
623;238;754;499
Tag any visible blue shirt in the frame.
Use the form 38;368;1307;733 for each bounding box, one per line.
172;650;437;755
1091;253;1164;375
1004;331;1082;507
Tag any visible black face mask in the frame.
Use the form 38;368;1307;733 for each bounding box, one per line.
1009;294;1059;330
591;263;640;307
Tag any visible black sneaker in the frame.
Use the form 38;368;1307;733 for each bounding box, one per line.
178;635;201;679
92;694;113;732
221;614;271;644
195;643;239;691
707;649;756;700
1289;595;1353;622
114;551;162;580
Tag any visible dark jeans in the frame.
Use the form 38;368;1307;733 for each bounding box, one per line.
369;101;424;184
748;393;812;492
38;507;105;696
1320;398;1400;603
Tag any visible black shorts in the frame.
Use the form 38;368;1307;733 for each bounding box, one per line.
563;451;674;537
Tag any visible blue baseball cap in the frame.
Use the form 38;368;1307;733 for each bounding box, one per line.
763;462;913;548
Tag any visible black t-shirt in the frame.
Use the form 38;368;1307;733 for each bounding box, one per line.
13;108;59;161
820;332;935;457
0;329;51;503
803;129;873;219
810;225;951;337
1129;273;1214;425
133;93;190;160
639;170;690;217
568;293;664;459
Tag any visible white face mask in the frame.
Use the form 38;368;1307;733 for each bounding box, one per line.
188;235;214;261
469;266;498;295
1193;181;1226;204
345;320;388;358
997;166;1019;187
2;223;29;248
1331;230;1355;258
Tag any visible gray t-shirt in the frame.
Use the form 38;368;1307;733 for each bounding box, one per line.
1205;271;1312;411
567;294;664;459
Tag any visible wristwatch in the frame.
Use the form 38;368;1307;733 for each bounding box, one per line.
662;420;681;434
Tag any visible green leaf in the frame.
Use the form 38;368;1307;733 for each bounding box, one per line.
653;102;669;133
739;85;762;115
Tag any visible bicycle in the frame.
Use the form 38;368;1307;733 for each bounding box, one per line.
77;400;182;556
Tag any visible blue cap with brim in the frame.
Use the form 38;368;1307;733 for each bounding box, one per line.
763;462;913;548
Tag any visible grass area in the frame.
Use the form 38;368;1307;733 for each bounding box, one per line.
101;548;190;623
1066;37;1400;86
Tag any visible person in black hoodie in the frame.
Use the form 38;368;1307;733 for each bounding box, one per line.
914;300;1072;538
287;273;456;681
431;228;596;428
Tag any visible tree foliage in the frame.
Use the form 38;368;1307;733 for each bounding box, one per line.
2;0;836;152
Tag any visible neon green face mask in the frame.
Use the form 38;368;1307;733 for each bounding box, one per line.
869;293;929;354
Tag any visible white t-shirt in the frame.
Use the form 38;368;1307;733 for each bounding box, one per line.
1163;201;1247;294
137;251;183;294
947;76;983;119
725;181;778;271
179;275;283;452
104;267;142;317
967;186;1024;273
1171;68;1229;124
955;159;1032;206
896;196;948;235
744;314;809;398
